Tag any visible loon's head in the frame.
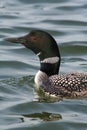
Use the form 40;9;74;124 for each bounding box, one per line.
6;30;61;76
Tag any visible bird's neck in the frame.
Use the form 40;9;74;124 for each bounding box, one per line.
35;64;59;88
40;56;60;76
34;56;60;87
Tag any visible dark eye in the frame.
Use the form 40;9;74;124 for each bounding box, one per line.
33;37;37;41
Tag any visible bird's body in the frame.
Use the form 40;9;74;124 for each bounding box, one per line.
49;72;87;97
6;30;87;98
35;65;87;98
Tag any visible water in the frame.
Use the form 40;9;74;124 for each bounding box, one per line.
0;0;87;129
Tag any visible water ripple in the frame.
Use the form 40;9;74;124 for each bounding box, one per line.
0;0;87;130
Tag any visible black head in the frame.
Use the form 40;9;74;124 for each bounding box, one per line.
5;30;61;75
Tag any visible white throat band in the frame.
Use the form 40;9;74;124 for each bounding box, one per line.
41;56;59;64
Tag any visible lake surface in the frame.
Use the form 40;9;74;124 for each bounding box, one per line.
0;0;87;130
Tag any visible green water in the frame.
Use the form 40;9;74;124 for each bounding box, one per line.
0;0;87;130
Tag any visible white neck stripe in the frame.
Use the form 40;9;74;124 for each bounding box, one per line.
41;56;59;64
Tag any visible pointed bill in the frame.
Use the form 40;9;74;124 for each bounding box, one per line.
5;36;26;44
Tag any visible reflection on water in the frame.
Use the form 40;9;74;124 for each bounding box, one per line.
0;0;87;130
23;112;62;121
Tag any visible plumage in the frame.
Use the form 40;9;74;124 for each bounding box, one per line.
5;30;87;98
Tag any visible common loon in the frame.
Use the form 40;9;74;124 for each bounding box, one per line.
6;30;87;98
